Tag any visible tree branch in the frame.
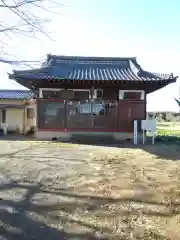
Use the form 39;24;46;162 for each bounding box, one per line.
0;0;64;65
0;0;42;8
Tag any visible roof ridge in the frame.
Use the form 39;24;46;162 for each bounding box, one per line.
48;54;136;61
13;67;48;74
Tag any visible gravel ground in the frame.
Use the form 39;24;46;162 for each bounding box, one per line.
0;141;96;240
0;140;180;240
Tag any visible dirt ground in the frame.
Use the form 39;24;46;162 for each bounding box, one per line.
0;140;180;240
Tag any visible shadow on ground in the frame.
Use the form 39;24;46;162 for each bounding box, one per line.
61;139;180;161
0;180;105;240
0;135;180;160
0;178;177;240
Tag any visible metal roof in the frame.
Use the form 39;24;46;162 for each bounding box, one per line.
9;55;178;83
0;90;34;100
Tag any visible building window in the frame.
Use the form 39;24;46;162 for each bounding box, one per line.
119;90;145;100
42;90;74;99
39;88;62;99
74;91;90;100
27;108;35;119
42;90;62;99
1;109;6;123
123;92;142;100
74;89;103;99
39;88;104;100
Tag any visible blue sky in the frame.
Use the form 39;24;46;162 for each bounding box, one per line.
1;0;180;111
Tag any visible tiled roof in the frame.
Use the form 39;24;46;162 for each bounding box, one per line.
9;55;178;82
0;104;25;109
0;90;34;100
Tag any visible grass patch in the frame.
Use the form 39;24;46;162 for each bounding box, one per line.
155;129;180;143
157;129;180;137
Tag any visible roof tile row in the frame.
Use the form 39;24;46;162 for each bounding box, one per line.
0;90;34;100
9;55;177;83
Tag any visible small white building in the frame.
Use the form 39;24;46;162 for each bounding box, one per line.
0;90;36;134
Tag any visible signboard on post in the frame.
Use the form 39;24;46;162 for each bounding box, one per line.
141;119;156;144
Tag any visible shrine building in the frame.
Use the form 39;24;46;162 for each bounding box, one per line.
9;55;178;141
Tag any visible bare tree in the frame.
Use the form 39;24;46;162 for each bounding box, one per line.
0;0;64;65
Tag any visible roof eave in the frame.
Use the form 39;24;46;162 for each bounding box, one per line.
9;74;179;82
146;77;178;94
166;76;178;84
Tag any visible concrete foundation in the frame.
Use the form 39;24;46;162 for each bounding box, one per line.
35;130;143;143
